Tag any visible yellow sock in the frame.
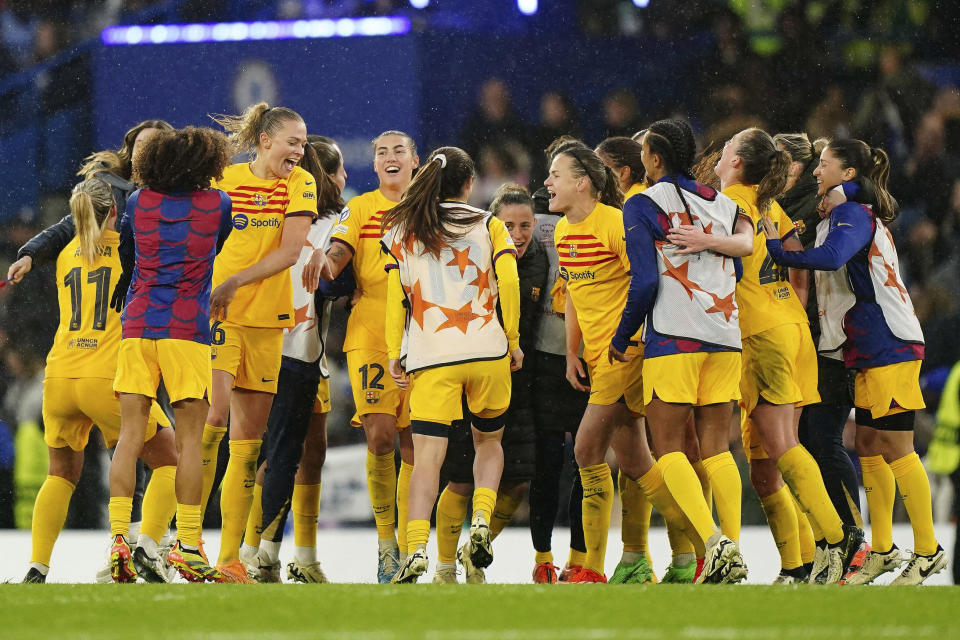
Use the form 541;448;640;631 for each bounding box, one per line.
568;548;586;568
794;500;816;564
217;439;262;564
292;483;321;548
535;550;554;564
109;496;133;537
859;455;894;551
890;452;938;555
702;451;741;542
845;485;865;528
396;461;413;552
692;459;713;509
141;465;177;544
777;445;843;545
472;486;498;522
490;492;522;540
30;475;75;565
200;424;227;516
579;463;614;574
366;451;397;541
406;519;430;556
618;469;651;553
243;483;264;548
436;487;469;563
638;464;701;556
176;503;202;548
658;452;717;545
758;485;802;570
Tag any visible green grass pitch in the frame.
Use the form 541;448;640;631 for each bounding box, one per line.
2;584;956;639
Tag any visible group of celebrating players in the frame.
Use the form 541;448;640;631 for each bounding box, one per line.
10;100;947;587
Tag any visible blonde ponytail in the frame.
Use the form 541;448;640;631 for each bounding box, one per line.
70;178;114;265
210;102;304;155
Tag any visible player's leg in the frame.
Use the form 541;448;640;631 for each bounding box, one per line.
693;402;742;543
134;426;178;582
26;445;83;583
610;417;656;584
287;402;329;584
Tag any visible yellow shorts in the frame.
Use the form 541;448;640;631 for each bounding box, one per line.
643;351;741;406
43;377;167;450
114;338;211;403
346;348;410;429
587;345;644;415
409;356;512;425
855;360;925;420
313;376;332;415
211;320;283;393
739;324;820;461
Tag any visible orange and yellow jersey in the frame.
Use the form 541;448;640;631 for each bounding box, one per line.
212;163;317;328
624;182;646;202
555;202;639;365
723;183;807;338
330;189;399;352
46;231;122;379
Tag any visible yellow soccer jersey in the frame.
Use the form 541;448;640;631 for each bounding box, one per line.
331;189;399;352
212;163;317;328
46;231;122;379
723;184;807;338
624;182;646;202
555;202;639;366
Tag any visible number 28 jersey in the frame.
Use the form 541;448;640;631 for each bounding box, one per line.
46;230;122;380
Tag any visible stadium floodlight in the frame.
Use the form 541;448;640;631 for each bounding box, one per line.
409;0;430;8
101;16;412;45
632;0;650;7
518;0;537;15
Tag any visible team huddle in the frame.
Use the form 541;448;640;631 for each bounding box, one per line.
10;102;946;586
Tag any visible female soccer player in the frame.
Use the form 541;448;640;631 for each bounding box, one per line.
109;126;234;583
548;145;690;583
432;183;546;584
596;136;646;201
776;132;864;576
200;103;317;582
765;139;945;585
382;147;522;583
321;130;419;582
239;136;345;583
21;176;178;584
678;128;863;584
609;118;749;584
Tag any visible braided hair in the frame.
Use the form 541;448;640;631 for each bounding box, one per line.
645;119;697;178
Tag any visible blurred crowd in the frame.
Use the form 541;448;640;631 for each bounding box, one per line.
1;0;959;535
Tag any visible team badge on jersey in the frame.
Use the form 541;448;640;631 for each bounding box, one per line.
253;193;268;207
365;390;380;404
793;219;806;236
569;244;578;258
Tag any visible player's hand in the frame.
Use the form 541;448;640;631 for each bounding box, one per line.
210;276;239;321
667;225;713;254
818;185;847;218
760;214;779;239
302;249;326;293
608;343;632;364
509;347;524;372
110;272;132;312
350;286;363;308
565;353;590;392
7;256;32;283
388;358;409;389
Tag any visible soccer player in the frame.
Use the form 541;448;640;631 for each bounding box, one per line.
239;136;346;583
609;119;749;584
20;176;178;584
201;103;317;582
433;184;546;584
109;126;234;583
596;136;647;201
549;145;690;583
381;147;522;584
321;130;419;582
677;128;864;584
765;139;945;585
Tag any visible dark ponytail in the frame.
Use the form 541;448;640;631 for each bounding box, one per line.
826;139;896;223
736;128;790;214
558;146;624;208
300;135;344;218
645;119;697;178
596;136;645;187
380;146;485;256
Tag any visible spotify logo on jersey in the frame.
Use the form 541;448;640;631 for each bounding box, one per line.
232;214;249;230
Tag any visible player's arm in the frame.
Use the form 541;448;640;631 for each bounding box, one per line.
611;198;659;362
110;194;138;311
385;261;408;388
765;203;873;271
564;291;588;391
323;205;357;281
210;215;312;320
7;215;77;282
215;190;233;254
781;228;809;308
667;212;754;257
490;217;522;371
